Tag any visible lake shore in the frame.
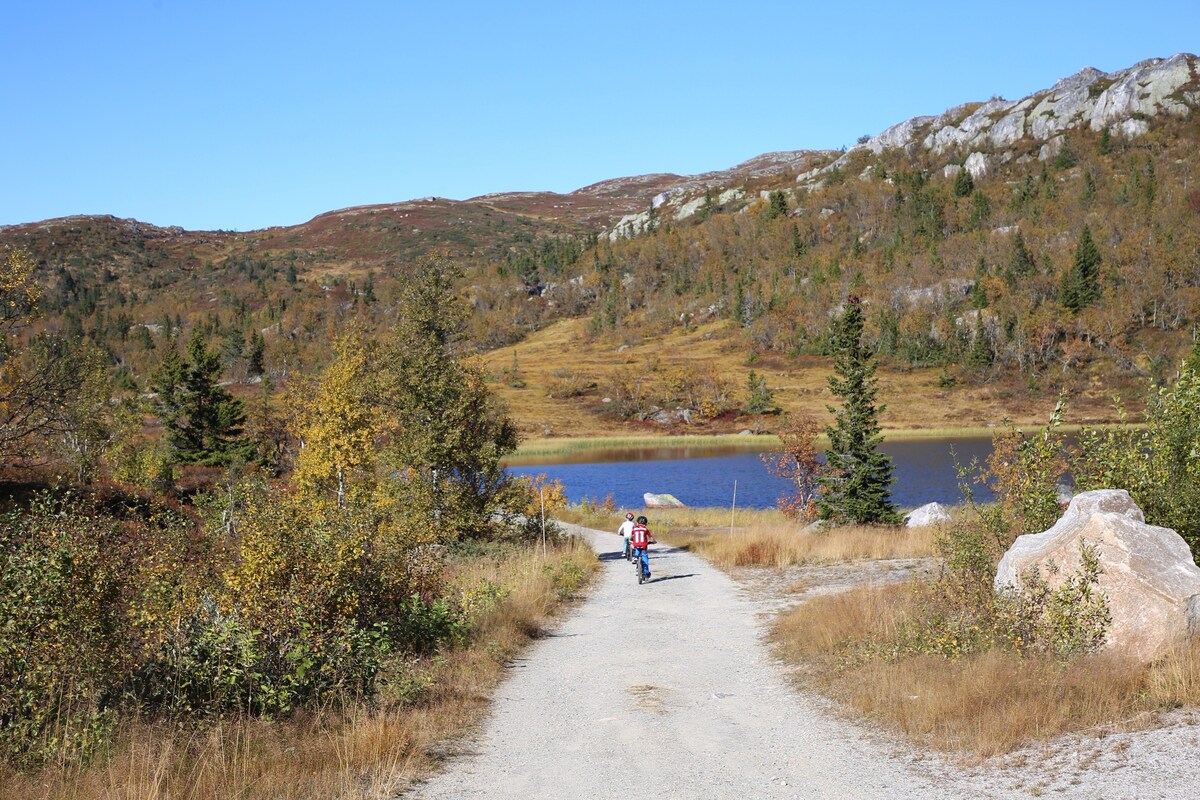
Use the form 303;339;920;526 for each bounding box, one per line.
507;424;1109;463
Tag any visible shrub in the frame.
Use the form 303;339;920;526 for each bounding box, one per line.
1073;369;1200;558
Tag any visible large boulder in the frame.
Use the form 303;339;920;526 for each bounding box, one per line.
644;492;686;509
995;490;1200;662
904;502;953;527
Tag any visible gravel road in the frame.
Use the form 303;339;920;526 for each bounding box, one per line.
412;525;1200;800
414;525;944;799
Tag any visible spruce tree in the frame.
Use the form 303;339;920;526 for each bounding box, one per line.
953;167;974;197
152;330;255;466
1005;230;1034;286
817;296;900;524
1061;224;1102;313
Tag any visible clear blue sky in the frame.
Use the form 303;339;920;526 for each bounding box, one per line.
4;1;1197;231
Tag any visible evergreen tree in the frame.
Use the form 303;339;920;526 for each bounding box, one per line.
1061;224;1102;314
953;168;974;197
1005;230;1034;286
791;222;806;257
152;330;255;466
970;257;989;309
746;370;778;415
1185;337;1200;376
247;330;265;376
378;261;518;540
816;296;900;524
1081;168;1096;205
767;190;789;220
966;314;994;369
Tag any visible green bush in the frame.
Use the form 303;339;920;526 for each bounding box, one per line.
0;493;194;765
1074;368;1200;558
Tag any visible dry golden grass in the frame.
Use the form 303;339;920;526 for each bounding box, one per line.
664;521;938;568
557;504;938;568
772;583;1200;757
478;316;1126;441
0;538;598;800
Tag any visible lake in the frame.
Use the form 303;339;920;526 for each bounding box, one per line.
507;437;997;511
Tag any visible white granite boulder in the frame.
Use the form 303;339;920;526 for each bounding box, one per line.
995;489;1200;663
644;492;686;509
904;502;953;527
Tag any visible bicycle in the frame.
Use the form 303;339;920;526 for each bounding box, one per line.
633;546;649;584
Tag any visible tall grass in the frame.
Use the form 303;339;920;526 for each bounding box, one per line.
0;539;597;800
771;583;1200;756
557;504;938;567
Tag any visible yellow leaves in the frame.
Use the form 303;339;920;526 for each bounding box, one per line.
289;328;389;508
1;248;40;331
520;473;567;518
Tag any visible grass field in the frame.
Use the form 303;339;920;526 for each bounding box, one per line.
479;317;1138;442
771;583;1200;756
560;504;941;568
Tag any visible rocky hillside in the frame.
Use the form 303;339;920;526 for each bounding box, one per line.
609;53;1199;236
3;52;1199;428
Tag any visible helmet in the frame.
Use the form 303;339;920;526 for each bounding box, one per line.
636;516;648;525
625;512;635;520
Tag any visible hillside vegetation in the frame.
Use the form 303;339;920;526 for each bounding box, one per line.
3;55;1198;439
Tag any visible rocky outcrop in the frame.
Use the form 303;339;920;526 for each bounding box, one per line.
904;502;953;527
995;490;1200;663
798;53;1200;192
644;492;686;509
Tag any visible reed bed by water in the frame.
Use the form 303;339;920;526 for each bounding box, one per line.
510;425;1099;464
508;434;778;462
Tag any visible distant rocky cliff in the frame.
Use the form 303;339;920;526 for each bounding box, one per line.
806;52;1199;184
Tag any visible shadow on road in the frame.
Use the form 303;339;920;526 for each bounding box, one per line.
646;573;698;584
597;552;630;562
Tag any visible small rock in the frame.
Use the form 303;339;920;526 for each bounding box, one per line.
644;493;686;508
904;502;953;527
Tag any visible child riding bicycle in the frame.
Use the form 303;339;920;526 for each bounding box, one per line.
630;515;655;581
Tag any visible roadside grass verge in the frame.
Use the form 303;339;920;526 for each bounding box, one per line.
556;504;940;567
649;506;939;568
771;583;1200;757
0;538;598;800
665;523;938;568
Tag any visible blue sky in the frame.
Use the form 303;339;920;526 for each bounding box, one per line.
4;1;1197;231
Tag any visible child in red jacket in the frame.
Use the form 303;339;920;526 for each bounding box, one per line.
630;515;655;580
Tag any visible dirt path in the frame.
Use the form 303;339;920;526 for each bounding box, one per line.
413;525;1200;798
413;525;949;799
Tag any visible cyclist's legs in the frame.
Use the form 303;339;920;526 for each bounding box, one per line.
638;547;650;576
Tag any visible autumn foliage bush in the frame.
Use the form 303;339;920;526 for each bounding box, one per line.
0;479;523;766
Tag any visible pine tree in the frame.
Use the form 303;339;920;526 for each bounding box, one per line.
1061;224;1102;313
1005;230;1034;286
152;330;255;467
746;370;778;415
378;261;518;540
966;314;994;369
816;296;900;524
247;330;265;376
768;190;788;219
953;168;974;197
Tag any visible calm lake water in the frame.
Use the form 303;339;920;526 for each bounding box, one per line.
507;437;996;511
